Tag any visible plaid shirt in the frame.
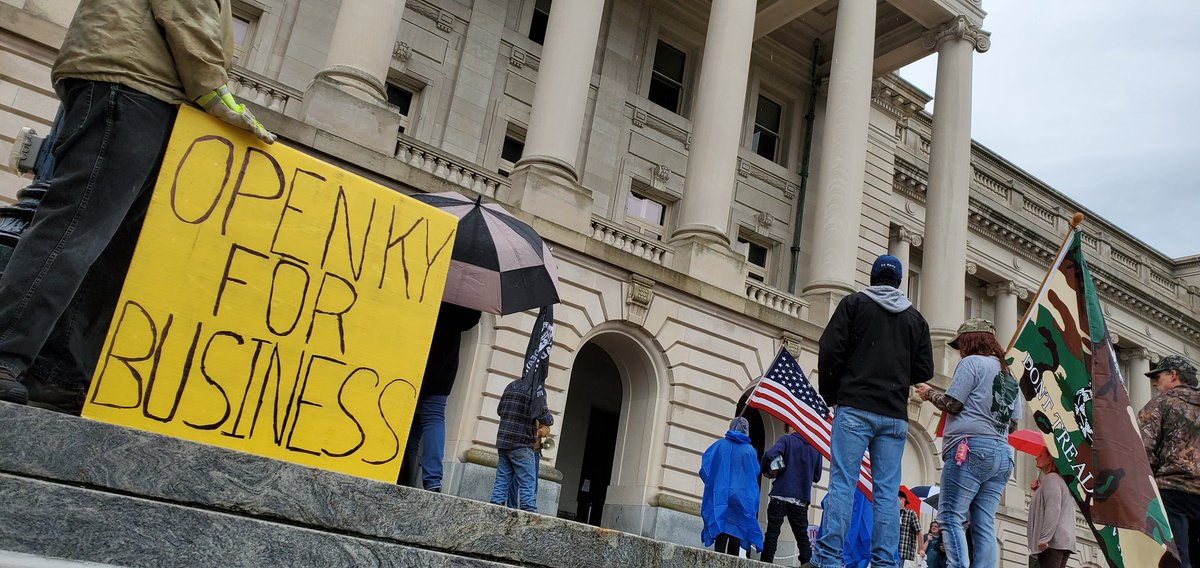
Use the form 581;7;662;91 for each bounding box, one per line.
899;507;920;560
495;380;553;451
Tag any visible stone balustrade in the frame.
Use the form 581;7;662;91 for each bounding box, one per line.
229;67;302;114
588;216;671;266
745;279;808;319
395;138;506;199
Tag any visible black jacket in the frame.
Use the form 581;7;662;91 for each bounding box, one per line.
418;302;482;398
817;288;934;419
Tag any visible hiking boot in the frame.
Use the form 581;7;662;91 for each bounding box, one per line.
24;379;86;415
0;367;28;405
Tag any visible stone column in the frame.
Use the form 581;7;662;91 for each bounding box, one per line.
518;1;606;181
987;281;1027;349
1124;348;1155;410
300;0;407;155
664;0;757;293
800;0;879;321
917;17;990;346
507;0;606;234
888;226;921;298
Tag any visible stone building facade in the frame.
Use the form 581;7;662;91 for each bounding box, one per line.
3;0;1198;565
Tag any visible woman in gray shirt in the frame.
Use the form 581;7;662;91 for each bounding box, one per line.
1027;446;1077;568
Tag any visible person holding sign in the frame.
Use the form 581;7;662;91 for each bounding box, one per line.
0;0;275;411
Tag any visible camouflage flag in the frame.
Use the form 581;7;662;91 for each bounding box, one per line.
1007;227;1179;568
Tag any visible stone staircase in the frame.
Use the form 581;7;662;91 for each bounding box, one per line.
0;403;761;567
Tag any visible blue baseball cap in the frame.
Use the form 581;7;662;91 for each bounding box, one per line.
871;254;903;281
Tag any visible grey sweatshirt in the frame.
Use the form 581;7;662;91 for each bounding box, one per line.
1027;472;1077;553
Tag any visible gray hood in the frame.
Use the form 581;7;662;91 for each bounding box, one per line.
862;285;912;313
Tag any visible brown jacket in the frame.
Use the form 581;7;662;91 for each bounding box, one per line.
52;0;233;104
1138;384;1200;495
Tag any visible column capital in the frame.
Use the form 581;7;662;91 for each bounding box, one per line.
986;280;1029;300
889;225;923;247
1119;346;1153;362
923;15;991;53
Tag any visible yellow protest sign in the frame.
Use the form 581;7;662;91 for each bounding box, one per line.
83;106;457;482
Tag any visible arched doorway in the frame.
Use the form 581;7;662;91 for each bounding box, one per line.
557;343;623;525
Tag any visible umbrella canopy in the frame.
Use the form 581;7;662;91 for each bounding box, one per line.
909;485;938;499
922;493;940;511
899;485;920;514
411;191;559;315
1008;428;1047;457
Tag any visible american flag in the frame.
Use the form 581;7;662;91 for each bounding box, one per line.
746;347;874;500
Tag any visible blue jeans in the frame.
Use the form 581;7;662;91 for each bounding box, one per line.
937;436;1013;568
490;446;538;512
404;395;448;490
812;406;908;568
0;80;175;382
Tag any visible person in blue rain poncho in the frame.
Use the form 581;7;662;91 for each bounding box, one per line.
700;417;764;555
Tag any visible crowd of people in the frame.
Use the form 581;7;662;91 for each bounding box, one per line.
698;254;1200;568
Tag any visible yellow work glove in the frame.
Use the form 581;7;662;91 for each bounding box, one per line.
195;85;276;144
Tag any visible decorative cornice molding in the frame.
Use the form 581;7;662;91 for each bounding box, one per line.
736;157;800;200
871;80;925;121
922;15;991;53
506;44;541;71
627;102;691;150
893;158;928;203
967;203;1200;342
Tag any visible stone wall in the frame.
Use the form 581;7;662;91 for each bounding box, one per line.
0;402;763;568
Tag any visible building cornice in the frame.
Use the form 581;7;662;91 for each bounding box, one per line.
966;203;1200;342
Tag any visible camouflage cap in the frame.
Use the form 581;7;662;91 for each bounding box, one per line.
1145;354;1197;379
948;317;996;349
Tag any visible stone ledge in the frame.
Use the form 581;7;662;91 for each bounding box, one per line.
0;403;762;567
0;474;501;568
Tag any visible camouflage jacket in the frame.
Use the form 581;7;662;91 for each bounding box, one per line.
1138;385;1200;495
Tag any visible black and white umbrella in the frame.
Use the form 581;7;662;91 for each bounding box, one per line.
411;191;560;315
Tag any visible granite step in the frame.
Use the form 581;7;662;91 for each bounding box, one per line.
0;402;761;567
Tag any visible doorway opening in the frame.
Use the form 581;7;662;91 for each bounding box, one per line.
557;343;622;525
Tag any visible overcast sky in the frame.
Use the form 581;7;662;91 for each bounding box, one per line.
898;1;1200;259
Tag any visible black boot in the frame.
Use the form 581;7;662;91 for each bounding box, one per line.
0;367;28;405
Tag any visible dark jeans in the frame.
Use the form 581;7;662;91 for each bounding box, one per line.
762;497;811;564
1032;548;1070;568
714;533;740;556
1162;488;1200;568
0;80;175;385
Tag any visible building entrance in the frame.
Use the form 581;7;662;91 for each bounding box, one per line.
556;343;622;526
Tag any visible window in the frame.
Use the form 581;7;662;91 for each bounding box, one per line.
735;235;769;282
386;84;415;135
499;127;525;177
649;40;686;114
625;190;668;240
752;95;783;163
231;12;256;64
528;0;551;45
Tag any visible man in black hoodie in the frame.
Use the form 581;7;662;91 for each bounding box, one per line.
810;254;934;568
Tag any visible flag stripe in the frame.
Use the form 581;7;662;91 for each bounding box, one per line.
746;348;874;501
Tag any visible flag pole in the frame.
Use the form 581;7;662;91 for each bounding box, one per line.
738;376;764;418
1003;211;1086;353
